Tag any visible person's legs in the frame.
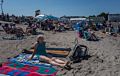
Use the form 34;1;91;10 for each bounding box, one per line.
49;61;66;67
75;31;79;39
40;55;52;62
79;32;82;38
51;57;68;64
39;55;66;67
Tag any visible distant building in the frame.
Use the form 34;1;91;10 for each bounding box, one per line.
60;16;87;22
70;17;86;21
89;17;105;23
108;14;120;22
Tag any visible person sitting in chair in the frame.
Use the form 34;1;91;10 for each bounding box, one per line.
84;29;99;41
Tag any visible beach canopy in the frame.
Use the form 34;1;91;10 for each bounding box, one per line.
35;14;46;21
35;15;58;21
36;14;45;17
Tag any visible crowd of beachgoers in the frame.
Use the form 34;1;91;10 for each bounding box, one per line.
0;15;120;41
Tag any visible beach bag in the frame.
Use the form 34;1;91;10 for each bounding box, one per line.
68;44;88;62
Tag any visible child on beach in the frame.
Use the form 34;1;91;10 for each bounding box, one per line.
29;35;71;69
74;22;84;39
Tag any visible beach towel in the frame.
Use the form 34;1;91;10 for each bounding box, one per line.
0;74;10;76
0;53;58;76
0;62;57;76
9;53;52;67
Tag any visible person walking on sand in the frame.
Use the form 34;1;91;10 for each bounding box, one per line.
28;35;71;69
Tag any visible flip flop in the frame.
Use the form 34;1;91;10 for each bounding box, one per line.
66;61;73;66
63;61;73;70
64;65;72;70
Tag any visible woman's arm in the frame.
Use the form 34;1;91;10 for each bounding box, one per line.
30;42;37;49
30;49;36;60
29;43;37;60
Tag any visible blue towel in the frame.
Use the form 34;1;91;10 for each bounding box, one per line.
7;70;29;76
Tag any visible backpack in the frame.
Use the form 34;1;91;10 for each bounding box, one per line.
68;44;88;62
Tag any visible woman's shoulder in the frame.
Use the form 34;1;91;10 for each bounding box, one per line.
36;42;46;45
42;42;46;45
34;42;38;45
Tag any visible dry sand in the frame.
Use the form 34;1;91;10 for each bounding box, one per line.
0;23;120;76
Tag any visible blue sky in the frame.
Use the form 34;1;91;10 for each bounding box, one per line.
2;0;120;17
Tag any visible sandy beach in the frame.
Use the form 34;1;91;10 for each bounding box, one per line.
0;23;120;76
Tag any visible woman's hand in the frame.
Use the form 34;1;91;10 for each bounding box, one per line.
28;57;32;61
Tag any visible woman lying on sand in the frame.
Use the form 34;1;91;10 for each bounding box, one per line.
28;35;71;69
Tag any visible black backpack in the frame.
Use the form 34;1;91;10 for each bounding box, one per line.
67;44;88;62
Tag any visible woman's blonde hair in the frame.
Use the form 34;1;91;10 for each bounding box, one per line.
37;35;44;38
37;35;44;42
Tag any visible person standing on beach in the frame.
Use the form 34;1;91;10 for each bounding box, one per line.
74;22;84;39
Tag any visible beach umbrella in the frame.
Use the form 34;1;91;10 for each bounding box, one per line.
36;14;45;18
35;14;46;21
45;15;58;20
35;15;58;22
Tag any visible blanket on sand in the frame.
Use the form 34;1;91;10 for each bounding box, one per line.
0;61;57;76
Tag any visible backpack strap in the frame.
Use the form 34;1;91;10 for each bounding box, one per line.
66;37;79;60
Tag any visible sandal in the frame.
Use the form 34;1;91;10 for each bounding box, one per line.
66;61;73;66
63;61;73;70
64;65;72;70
